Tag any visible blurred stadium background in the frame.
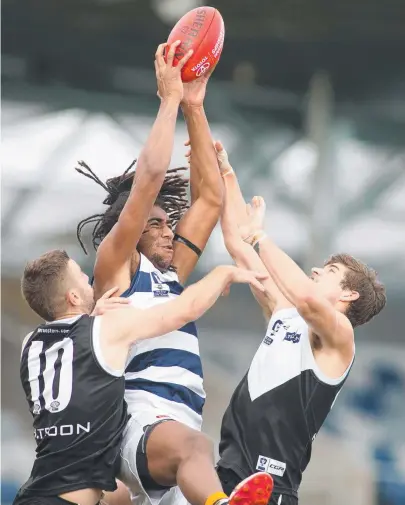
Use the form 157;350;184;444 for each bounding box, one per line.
2;1;405;504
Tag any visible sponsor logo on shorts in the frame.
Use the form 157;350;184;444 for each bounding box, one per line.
256;455;270;472
256;455;286;477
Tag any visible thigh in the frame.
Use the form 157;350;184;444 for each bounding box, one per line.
119;413;187;500
145;417;210;487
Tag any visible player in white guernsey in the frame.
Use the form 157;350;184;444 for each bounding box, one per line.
76;43;273;505
215;143;387;504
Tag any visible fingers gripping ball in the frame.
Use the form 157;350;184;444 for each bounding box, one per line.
166;7;225;82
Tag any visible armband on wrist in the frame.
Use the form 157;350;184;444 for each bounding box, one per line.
221;167;234;177
243;230;267;247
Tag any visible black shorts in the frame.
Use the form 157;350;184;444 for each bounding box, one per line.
13;496;100;505
217;466;298;505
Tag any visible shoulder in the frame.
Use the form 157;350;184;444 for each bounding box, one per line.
93;239;138;285
267;306;300;326
335;312;355;348
97;306;143;345
138;253;153;272
21;331;34;356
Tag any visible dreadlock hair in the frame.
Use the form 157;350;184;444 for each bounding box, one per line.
76;160;189;254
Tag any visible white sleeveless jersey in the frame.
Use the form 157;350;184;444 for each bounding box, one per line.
248;307;355;399
122;253;205;430
219;307;355;496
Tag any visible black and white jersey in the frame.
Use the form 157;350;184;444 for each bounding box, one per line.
16;315;129;499
218;308;354;498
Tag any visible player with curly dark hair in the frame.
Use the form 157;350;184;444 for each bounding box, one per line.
75;42;272;505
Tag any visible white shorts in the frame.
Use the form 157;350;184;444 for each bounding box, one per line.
119;411;188;505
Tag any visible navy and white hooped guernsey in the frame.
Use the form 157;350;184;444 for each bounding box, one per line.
123;253;205;430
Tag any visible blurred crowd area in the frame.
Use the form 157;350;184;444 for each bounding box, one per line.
2;1;405;504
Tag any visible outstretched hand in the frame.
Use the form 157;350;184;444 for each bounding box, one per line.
184;138;232;175
155;41;193;103
91;287;131;316
219;265;268;297
214;140;233;175
181;70;212;108
238;196;267;244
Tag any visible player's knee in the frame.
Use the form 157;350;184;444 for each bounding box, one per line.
178;430;214;462
146;426;214;486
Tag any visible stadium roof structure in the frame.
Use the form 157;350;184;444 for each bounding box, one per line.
3;0;405;103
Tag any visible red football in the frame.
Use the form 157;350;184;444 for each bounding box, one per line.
166;6;225;82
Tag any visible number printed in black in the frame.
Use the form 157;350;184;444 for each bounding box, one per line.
28;338;74;414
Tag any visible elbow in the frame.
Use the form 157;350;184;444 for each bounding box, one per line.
223;234;239;257
138;153;169;179
202;194;223;211
189;305;201;324
212;187;225;208
200;183;224;209
145;163;167;180
174;291;201;327
185;297;202;323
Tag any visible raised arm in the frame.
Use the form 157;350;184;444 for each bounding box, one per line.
185;138;200;205
241;196;354;352
171;76;224;284
218;142;291;320
103;265;266;347
94;42;193;291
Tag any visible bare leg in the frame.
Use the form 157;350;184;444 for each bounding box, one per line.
138;420;273;505
146;420;224;505
102;480;132;505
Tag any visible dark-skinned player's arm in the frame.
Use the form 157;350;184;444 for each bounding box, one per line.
93;41;193;293
241;196;355;354
102;265;266;346
171;75;224;285
185;138;201;205
217;142;292;321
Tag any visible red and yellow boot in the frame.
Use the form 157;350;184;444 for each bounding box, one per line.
229;472;274;505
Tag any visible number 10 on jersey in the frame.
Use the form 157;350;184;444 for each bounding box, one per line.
28;338;74;415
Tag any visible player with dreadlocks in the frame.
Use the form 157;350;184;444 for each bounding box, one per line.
76;42;273;505
76;164;190;256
